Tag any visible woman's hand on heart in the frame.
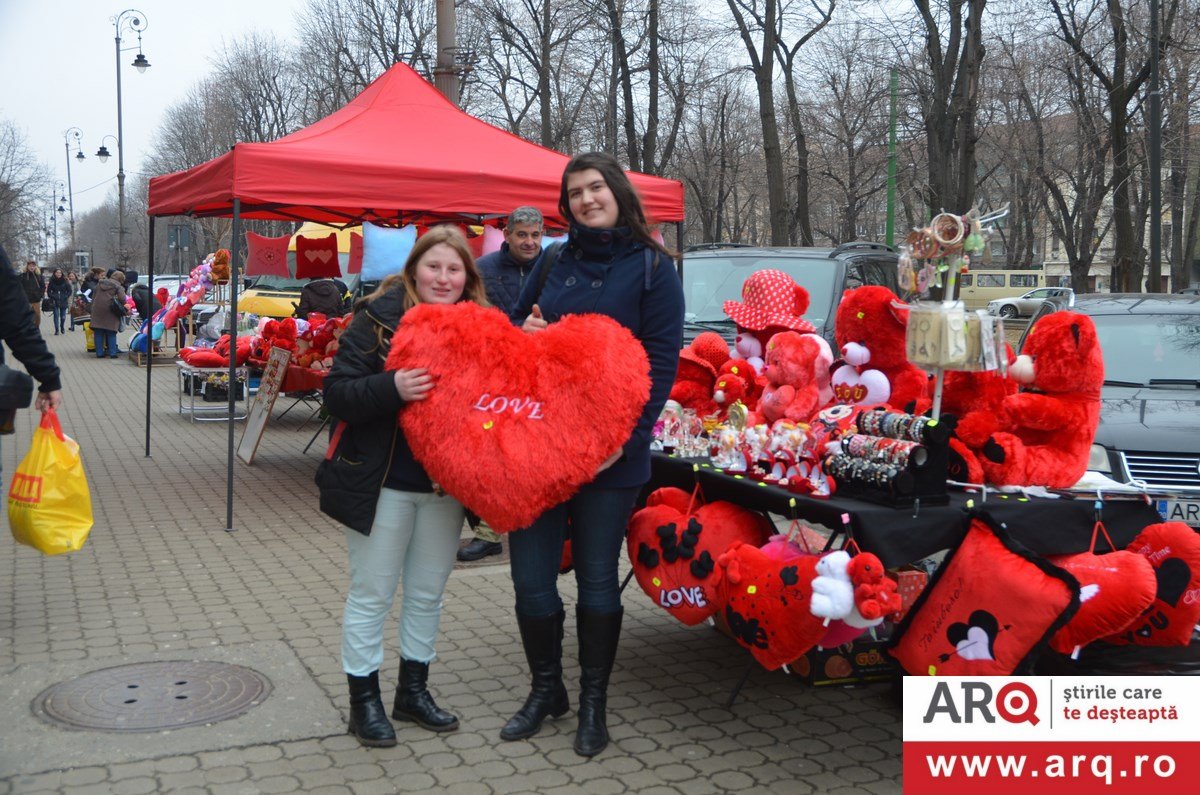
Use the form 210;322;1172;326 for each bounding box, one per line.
394;368;433;401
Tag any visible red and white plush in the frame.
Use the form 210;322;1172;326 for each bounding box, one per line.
712;371;749;419
756;332;832;425
847;552;903;625
981;312;1103;488
718;359;761;410
387;302;650;533
834;286;931;415
1104;522;1200;647
1046;549;1157;655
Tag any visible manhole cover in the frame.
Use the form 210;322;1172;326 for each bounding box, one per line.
33;661;272;732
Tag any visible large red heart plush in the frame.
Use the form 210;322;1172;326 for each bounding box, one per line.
387;302;650;533
626;488;773;625
714;541;826;670
1045;550;1157;654
1104;522;1200;647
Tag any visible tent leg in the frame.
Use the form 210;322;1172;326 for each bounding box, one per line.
675;221;684;278
145;216;156;458
227;200;241;532
723;660;755;710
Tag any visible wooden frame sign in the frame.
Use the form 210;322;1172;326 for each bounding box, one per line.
237;346;292;465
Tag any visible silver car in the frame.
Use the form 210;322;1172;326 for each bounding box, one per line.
987;287;1074;318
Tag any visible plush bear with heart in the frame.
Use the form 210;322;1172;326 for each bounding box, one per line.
757;331;833;425
1103;522;1200;647
1046;549;1157;655
834;286;931;415
387;302;650;533
626;488;773;625
714;541;827;670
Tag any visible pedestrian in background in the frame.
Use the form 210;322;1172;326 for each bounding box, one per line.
89;270;126;359
504;152;684;757
67;271;81;331
47;269;71;336
19;261;45;328
0;246;63;477
458;205;547;563
318;226;490;748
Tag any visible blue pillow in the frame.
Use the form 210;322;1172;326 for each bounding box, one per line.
362;222;417;281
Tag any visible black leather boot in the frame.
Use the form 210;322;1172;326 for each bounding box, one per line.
392;659;459;732
347;672;397;747
574;607;623;757
500;610;570;740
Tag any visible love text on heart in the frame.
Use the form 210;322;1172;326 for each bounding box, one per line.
472;393;545;420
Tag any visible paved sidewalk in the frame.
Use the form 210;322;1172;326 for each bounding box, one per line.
1;330;902;794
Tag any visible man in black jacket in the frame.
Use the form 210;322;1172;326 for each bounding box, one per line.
19;260;45;329
1;246;64;476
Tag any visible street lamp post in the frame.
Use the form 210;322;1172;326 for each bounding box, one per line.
110;9;150;269
62;127;84;249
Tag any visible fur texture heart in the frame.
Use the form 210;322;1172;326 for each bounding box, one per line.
387;302;650;532
626;488;773;625
1046;550;1157;654
1104;522;1200;647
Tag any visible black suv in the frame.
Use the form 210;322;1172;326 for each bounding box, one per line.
679;242;901;347
1021;293;1200;527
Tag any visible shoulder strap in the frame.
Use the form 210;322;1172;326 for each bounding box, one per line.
536;242;566;301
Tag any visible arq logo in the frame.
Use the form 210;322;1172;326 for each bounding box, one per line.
922;680;1039;725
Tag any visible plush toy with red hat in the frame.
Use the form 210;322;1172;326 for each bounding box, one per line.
834;286;931;414
757;331;828;425
981;312;1103;488
669;332;728;416
724;270;817;364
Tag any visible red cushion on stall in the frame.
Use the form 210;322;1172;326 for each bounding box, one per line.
387;302;650;533
347;232;363;275
713;541;826;670
890;518;1079;676
185;350;227;368
245;231;292;277
1046;550;1157;654
626;491;772;625
295;233;341;278
1104;522;1200;647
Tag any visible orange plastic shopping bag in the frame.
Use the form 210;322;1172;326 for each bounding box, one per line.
8;409;94;554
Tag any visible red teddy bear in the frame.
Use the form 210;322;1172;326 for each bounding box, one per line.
846;552;902;623
757;332;827;425
834;286;931;415
981;312;1104;488
941;344;1019;483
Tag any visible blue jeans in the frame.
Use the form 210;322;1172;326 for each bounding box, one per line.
94;328;118;358
342;488;465;676
508;486;641;618
52;304;67;333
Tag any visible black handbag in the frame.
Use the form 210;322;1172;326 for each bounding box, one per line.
0;364;34;435
41;297;52;313
111;296;129;317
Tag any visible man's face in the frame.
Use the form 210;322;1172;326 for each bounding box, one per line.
505;222;543;265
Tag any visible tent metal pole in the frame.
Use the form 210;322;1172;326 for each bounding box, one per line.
675;221;684;278
145;216;156;457
227;200;241;532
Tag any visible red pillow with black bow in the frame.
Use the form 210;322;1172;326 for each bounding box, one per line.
890;518;1079;676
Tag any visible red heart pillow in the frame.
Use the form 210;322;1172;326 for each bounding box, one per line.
387;302;650;533
626;491;772;625
1104;522;1200;647
714;541;826;670
1046;550;1157;654
296;233;341;278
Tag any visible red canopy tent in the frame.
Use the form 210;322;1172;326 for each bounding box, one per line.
142;63;686;531
147;63;684;226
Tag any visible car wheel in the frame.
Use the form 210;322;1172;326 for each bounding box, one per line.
999;305;1018;319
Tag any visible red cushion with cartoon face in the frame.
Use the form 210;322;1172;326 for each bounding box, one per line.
714;541;826;670
387;302;650;533
626;491;773;625
1103;522;1200;647
890;518;1079;676
1046;550;1157;654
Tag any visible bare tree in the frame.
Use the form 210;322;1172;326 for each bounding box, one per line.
211;32;306;144
0;118;51;260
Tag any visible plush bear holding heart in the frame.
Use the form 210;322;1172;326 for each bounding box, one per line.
626;488;773;625
387;302;650;533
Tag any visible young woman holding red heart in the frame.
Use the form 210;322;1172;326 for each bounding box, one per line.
318;226;490;747
505;152;685;757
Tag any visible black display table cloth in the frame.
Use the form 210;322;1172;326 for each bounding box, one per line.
649;453;1163;569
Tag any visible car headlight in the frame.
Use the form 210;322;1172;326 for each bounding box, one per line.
1087;443;1112;474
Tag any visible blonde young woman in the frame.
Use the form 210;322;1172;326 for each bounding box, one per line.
317;226;489;747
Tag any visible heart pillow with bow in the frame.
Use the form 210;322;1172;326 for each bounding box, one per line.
1046;550;1157;655
1104;522;1200;647
387;302;650;533
626;489;773;625
714;541;827;670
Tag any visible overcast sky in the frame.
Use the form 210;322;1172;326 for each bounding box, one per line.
0;0;305;218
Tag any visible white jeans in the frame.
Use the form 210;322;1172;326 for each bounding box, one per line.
342;488;464;676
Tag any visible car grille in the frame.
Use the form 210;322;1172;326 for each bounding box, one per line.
1122;452;1200;491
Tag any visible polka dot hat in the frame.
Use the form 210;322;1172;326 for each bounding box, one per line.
722;269;815;333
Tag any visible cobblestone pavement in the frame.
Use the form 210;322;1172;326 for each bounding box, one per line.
1;329;902;794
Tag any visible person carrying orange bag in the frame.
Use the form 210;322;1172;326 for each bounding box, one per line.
8;409;93;555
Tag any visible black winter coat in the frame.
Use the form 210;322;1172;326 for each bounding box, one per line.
47;277;72;307
316;287;418;534
20;270;45;303
0;249;61;391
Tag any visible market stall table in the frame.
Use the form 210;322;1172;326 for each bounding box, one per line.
176;361;249;423
649;453;1163;568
